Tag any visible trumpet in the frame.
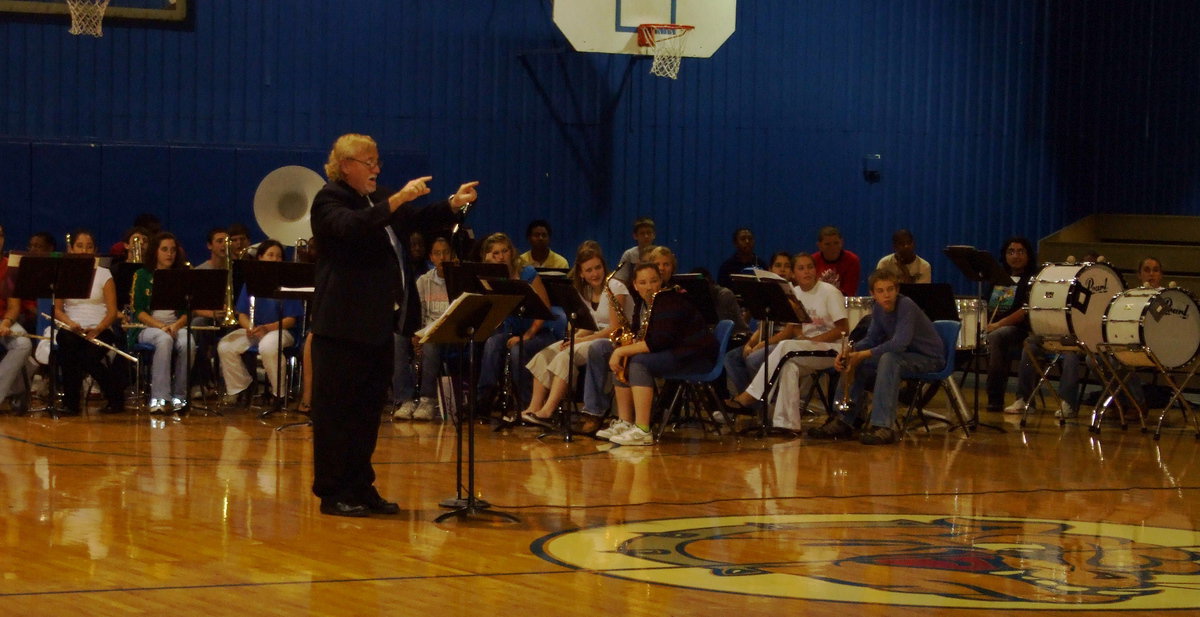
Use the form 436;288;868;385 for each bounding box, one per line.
128;234;145;264
835;333;855;412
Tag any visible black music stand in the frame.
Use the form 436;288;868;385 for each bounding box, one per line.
478;276;556;429
150;269;226;416
12;255;96;418
538;277;598;441
240;261;312;418
424;292;522;523
670;273;719;325
944;245;1011;432
728;274;811;437
444;261;508;298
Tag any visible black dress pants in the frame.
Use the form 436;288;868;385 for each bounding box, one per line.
310;334;393;503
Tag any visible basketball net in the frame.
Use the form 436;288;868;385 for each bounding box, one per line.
637;24;693;80
67;0;111;37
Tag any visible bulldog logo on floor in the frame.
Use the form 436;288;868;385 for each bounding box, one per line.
531;514;1200;609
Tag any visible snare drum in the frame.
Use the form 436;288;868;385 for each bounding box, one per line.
955;297;983;349
1027;262;1124;351
1103;287;1200;368
845;296;874;333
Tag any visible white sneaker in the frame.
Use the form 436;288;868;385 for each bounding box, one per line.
171;397;187;411
392;399;416;420
149;398;167;413
595;419;633;440
412;397;438;420
1055;401;1078;419
1003;398;1027;414
610;426;654;446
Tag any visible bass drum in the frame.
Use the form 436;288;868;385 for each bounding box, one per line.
1103;287;1200;369
1027;262;1124;352
845;296;873;333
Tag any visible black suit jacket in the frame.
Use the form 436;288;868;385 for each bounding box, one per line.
309;179;458;345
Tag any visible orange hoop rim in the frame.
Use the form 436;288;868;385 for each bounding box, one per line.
636;23;694;47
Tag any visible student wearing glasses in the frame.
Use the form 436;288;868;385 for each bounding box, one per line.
984;236;1036;413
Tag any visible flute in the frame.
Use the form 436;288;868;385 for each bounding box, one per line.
122;324;223;331
41;313;139;363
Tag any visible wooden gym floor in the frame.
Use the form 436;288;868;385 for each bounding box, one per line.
1;389;1199;616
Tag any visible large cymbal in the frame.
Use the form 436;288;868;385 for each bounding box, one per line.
253;165;324;247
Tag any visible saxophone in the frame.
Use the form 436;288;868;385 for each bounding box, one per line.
605;262;636;346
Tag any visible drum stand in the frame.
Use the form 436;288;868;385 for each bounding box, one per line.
1018;336;1093;429
1153;359;1200;440
1088;344;1148;433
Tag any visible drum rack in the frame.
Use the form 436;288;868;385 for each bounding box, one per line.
1095;342;1200;440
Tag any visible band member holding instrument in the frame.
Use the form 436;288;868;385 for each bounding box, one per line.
309;133;478;518
984;236;1035;412
0;223;33;413
519;243;614;428
605;263;718;446
475;232;557;414
53;230;127;415
216;240;302;404
128;232;191;413
808;269;943;445
722;253;796;400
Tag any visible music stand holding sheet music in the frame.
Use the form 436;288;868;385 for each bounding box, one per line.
537;276;598;441
150;269;227;416
240;261;313;418
944;245;1012;432
727;273;811;437
422;292;522;523
11;255;96;418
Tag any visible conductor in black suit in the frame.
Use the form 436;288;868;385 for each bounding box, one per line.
309;133;478;517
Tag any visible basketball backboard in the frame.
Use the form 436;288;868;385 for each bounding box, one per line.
553;0;736;59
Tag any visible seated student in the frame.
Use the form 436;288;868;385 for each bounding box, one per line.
394;236;456;421
601;263;718;446
617;217;657;280
984;236;1035;412
724;252;848;429
875;229;931;284
812;226;862;297
216;240;302;404
520;243;616;430
580;254;636;431
128;232;192;413
53;230;126;415
716;228;768;288
0;224;32;413
808;269;944;445
476;232;558;414
518;219;569;269
722;253;796;397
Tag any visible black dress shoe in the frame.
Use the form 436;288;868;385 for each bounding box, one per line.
319;500;369;518
361;494;401;515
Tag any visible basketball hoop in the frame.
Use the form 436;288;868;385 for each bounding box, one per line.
637;24;694;79
66;0;111;37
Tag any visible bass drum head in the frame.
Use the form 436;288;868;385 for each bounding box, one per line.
1070;263;1124;350
1143;288;1200;368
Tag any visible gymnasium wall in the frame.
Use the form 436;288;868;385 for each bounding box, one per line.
2;0;1198;291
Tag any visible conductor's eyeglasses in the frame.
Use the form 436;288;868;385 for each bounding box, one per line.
347;157;382;170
